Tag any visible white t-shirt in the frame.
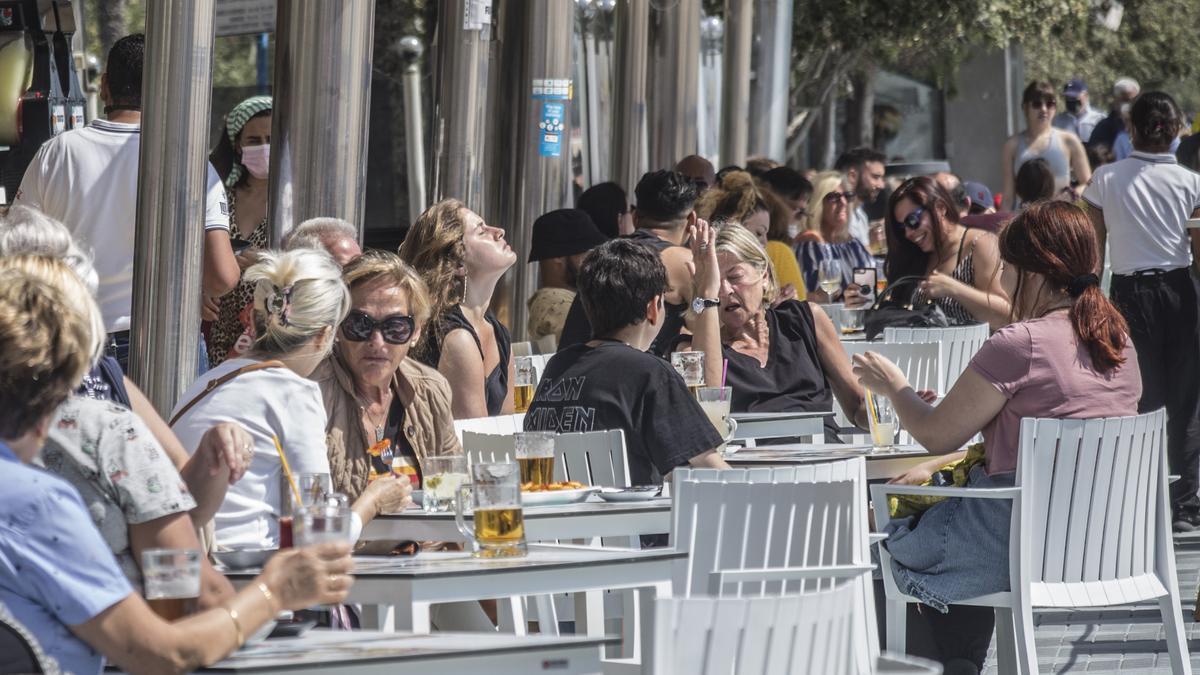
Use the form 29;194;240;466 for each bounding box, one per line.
169;358;331;549
848;204;872;249
1082;150;1200;275
14;119;231;332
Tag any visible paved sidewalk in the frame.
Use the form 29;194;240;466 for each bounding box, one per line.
981;539;1200;674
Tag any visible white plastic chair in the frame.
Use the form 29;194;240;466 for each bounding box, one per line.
839;341;943;395
452;413;526;442
884;323;989;392
672;459;878;673
653;579;862;675
871;410;1188;675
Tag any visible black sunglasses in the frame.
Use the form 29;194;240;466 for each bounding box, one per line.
823;191;854;203
341;310;416;345
896;207;925;231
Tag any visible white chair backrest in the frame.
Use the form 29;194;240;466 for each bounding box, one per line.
671;467;861;597
884;323;989;391
453;413;526;443
654;582;859;675
461;429;629;488
839;341;943;394
1015;410;1167;595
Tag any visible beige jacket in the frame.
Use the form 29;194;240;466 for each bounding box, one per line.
311;351;462;501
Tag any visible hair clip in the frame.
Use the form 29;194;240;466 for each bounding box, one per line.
266;285;294;325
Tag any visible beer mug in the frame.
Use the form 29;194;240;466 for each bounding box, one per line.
142;548;201;620
670;351;705;396
515;431;556;488
454;462;527;558
514;356;537;413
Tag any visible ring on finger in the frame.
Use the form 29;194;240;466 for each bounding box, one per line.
328;574;340;587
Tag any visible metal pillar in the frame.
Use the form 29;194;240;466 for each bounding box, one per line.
431;0;493;211
747;0;792;161
719;0;752;168
493;0;574;341
646;0;699;172
129;0;216;410
398;36;427;223
268;0;376;246
610;0;648;192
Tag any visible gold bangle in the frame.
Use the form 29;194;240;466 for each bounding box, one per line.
256;582;276;612
223;607;245;648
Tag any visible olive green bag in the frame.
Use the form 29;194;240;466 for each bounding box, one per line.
887;442;987;518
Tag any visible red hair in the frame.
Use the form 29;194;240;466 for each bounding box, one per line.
998;202;1128;373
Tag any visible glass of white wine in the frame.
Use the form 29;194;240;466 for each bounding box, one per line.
818;257;843;301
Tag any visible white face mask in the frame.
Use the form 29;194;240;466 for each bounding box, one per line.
240;143;270;179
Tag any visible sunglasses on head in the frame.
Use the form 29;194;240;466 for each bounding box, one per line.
341;310;416;345
896;207;925;231
823;191;854;203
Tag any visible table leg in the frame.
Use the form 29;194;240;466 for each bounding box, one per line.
360;604;395;632
393;599;432;634
639;581;671;671
574;589;605;637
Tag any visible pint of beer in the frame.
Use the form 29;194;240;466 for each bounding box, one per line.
454;462;527;558
142;548;201;620
513;356;538;413
515;431;556;488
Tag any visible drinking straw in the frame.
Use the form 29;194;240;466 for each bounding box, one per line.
721;358;729;389
864;388;880;431
273;434;303;508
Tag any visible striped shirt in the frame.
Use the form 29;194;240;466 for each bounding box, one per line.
795;239;876;295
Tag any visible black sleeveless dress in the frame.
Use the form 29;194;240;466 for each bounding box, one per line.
417;305;511;416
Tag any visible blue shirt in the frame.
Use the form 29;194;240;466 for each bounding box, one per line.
0;441;132;675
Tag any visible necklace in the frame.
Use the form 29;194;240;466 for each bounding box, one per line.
360;389;393;444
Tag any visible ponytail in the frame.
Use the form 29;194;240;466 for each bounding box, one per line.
1000;202;1129;374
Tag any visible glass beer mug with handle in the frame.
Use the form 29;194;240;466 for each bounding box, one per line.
513;356;537;413
454;462;527;558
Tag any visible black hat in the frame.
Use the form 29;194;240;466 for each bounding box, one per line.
528;209;608;262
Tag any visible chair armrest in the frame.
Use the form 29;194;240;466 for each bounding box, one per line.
869;532;887;545
870;484;1021;500
707;564;873;594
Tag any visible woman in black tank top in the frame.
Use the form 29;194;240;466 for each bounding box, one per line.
884;177;1011;330
681;223;876;439
400;200;517;418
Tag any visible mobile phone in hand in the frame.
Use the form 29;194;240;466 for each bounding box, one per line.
853;267;877;304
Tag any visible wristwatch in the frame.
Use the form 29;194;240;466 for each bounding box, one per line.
691;296;720;314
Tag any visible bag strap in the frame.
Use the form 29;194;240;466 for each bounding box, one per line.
169;360;286;425
871;275;926;311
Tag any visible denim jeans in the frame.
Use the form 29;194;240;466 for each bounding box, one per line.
107;331;210;378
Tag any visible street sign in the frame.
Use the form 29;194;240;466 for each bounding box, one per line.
216;0;275;37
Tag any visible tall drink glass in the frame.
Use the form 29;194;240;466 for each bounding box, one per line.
514;356;537;413
423;454;469;513
515;431;556;488
454;462;527;558
866;390;898;451
142;548;201;620
294;494;353;547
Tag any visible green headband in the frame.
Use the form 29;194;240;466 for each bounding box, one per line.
225;95;273;187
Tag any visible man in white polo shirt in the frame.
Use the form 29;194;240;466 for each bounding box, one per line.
13;33;239;372
1083;91;1200;532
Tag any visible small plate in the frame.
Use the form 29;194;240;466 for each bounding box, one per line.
597;486;664;503
212;548;276;570
521;486;598;507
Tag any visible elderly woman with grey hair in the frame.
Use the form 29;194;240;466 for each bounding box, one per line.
283;217;362;266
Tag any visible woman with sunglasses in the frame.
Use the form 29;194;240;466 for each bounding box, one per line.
1001;81;1091;210
400;199;517;419
171;249;410;550
794;171;876;304
885;176;1011;329
312;250;462;502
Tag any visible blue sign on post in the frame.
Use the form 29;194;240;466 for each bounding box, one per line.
538;101;565;158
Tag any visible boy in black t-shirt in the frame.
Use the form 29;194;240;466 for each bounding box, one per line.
525;237;728;485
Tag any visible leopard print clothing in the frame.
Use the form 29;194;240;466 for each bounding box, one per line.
207;189;268;366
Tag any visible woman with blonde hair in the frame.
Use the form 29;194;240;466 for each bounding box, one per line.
312;250;462;501
0;257;354;675
400;199;517;419
696;170;807;302
170;248;410;550
679;224;885;440
795;171;875;304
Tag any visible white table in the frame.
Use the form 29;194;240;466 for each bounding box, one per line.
364;498;672;543
228;544;681;666
188;630;615;674
730;410;829;443
726;443;931;480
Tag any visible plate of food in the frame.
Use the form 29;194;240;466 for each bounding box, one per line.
520;481;599;506
597;486;664;503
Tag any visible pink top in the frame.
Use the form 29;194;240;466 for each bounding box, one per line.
968;311;1141;475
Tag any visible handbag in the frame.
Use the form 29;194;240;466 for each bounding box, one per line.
887;442;986;518
863;275;949;340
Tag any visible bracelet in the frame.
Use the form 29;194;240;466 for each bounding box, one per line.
256;582;277;613
223;607;245;648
